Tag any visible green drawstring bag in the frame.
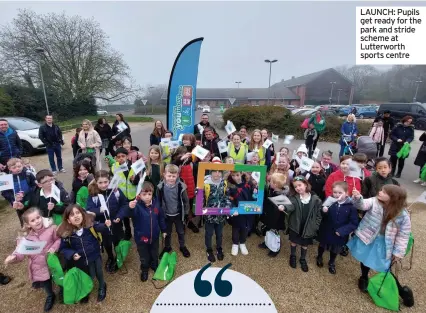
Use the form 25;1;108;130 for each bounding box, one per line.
76;187;89;209
153;251;177;289
367;269;399;311
406;232;414;255
52;214;63;226
46;253;65;287
86;148;95;154
396;142;411;159
421;164;426;181
115;240;132;269
63;267;94;305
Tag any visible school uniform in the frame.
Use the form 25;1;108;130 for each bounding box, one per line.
306;172;326;201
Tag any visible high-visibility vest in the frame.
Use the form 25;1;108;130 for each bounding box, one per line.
227;143;247;164
160;143;171;164
111;162;137;200
251;145;266;165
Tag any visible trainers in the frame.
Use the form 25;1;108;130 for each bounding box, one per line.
206;249;216;263
413;178;421;183
400;286;414;307
52;171;58;176
59;168;66;173
258;242;268;249
141;271;149;282
159;246;172;259
421;182;426;187
180;246;191;258
239;243;248;255
300;259;309;272
289;255;297;268
216;248;224;261
231;244;239;256
358;276;369;293
44;294;55;312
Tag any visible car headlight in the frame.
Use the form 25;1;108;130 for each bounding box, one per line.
29;135;39;139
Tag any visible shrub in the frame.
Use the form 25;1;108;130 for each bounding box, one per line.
222;106;371;142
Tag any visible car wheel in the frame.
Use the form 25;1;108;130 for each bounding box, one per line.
415;121;426;130
21;141;34;157
359;114;364;119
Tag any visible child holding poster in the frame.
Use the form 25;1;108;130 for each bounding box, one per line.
290;145;308;174
306;161;326;201
324;156;361;198
159;131;173;164
4;207;61;312
145;145;164;196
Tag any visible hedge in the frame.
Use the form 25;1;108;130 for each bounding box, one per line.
222;106;371;142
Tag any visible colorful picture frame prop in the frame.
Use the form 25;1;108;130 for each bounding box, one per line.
195;162;267;216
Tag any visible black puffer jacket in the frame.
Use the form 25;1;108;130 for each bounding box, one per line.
388;123;414;156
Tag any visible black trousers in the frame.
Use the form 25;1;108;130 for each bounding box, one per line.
39;278;54;297
165;214;185;248
313;133;320;151
390;155;405;175
232;226;247;245
74;257;105;290
103;222;124;260
137;237;159;271
379;134;388;157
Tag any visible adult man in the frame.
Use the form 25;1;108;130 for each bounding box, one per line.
0;119;22;172
194;114;216;136
374;110;395;157
38;115;65;174
202;127;221;158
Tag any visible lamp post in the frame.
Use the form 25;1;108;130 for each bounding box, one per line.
265;59;278;105
337;88;343;105
329;81;336;105
235;81;242;88
148;86;155;113
35;47;50;115
413;80;423;103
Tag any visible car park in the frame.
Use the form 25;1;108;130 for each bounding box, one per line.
96;109;109;115
202;105;211;113
378;102;426;130
356;106;378;119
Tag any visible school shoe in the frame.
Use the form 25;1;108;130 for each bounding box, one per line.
399;286;414;307
180;246;191;258
141;270;149;282
289;255;297;268
299;259;309;272
316;256;324;268
206;249;216;263
216;248;224;261
150;262;158;272
340;245;349;257
80;295;90;303
231;244;239;256
124;232;133;241
44;294;55;312
106;259;118;273
97;283;107;302
159;247;172;259
258;242;268;249
395;172;402;178
328;263;336;275
358;276;369;293
239;244;249;255
187;221;200;233
268;250;280;258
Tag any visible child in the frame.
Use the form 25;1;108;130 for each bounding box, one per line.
122;137;147;164
349;186;414;307
86;170;128;273
325;156;361;198
128;182;167;282
369;120;385;157
160;131;173;164
157;164;191;258
195;133;202;146
110;147;140;240
352;153;371;180
304;123;318;158
268;155;292;182
283;176;322;272
203;167;230;262
145;145;164;196
57;204;109;302
71;127;82;158
4;207;61;312
320;151;338;178
306;161;326;201
228;171;255;256
317;182;358;274
361;157;399;198
27;169;70;221
22;158;37;176
259;173;289;257
290;144;308;173
70;160;94;208
1;158;37;226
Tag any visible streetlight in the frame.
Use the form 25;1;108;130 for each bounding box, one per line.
35;47;49;115
329;82;336;105
265;59;278;105
235;81;242;88
413;80;423;103
148;86;155;113
337;88;343;105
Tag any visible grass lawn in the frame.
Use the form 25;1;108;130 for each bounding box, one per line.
57;115;153;131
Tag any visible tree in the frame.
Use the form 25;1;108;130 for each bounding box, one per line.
0;87;14;115
335;65;380;99
0;9;139;103
143;84;167;106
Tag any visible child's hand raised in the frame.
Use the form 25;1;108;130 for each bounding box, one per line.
113;218;121;223
322;206;328;213
47;202;55;211
352;189;361;200
47;248;56;254
129;200;137;209
162;233;167;239
278;205;285;212
73;253;81;261
232;211;239;216
4;255;16;265
15;192;24;202
105;220;112;227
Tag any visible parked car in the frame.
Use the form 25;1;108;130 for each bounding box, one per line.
292;109;313;115
355;106;378;119
97;110;109;116
1;117;45;157
202;105;211;113
378;102;426;130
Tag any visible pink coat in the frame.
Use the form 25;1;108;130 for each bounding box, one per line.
369;124;385;145
12;225;61;282
128;149;148;164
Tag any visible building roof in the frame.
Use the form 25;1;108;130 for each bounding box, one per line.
161;87;299;100
271;68;352;88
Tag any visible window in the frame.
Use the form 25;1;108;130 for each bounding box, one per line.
7;118;40;131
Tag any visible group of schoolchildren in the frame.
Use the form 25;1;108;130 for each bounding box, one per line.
0;120;415;311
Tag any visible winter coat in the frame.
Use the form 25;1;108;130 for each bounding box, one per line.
70;174;95;203
261;187;290;230
202;138;221;158
339;121;358;144
94;123;113;140
12;224;61;282
304;129;318;145
369;124;385;145
180;164;195;199
388;123;414;156
157;179;190;220
285;193;322;239
361;172;399;198
150;133;162;146
86;189;128;222
321;162;338;178
0;127;22;164
112;121;131;139
374;115;395;135
307;172;326;201
26;181;70;217
77;129;102;170
414;132;426;167
125;198;167;245
318;199;359;246
1;168;36;205
309;113;326;133
203;177;230;224
193;122;215;136
38;123;64;147
127;148;147;164
228;179;255;229
352;197;411;260
325;170;361;198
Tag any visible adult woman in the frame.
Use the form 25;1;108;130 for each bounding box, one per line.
339;114;358;157
261;128;275;156
248;129;271;168
94;118;113;156
389;116;414;178
414;132;426;186
150;120;166;146
112;113;131;140
227;133;247;164
78;119;102;170
309;110;326;151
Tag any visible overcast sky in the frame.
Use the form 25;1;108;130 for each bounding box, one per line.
0;1;415;89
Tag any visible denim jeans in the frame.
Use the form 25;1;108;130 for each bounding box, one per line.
204;222;224;250
46;143;63;171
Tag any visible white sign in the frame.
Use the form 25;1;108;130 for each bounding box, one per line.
268;194;292;207
312;148;320;159
251;172;260;184
292;150;297;160
192;145;210;160
117;123;128;132
51;184;61;203
323;196;338;208
283;135;295;145
169;140;180;149
271;133;279;143
16;238;47;255
142;99;148;106
197;124;204;134
136;173;147;196
299;156;314;172
275;152;280;165
161;138;171;146
262;139;273;149
349;160;362;178
229;98;236;105
0;174;13;192
131;158;146;175
178;133;184;144
108;173;122;189
218;141;228;154
224;120;237;135
98;194;108;213
116;162;128;173
246;152;255;162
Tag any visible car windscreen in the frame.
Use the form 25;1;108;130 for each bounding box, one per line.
7;118;40;131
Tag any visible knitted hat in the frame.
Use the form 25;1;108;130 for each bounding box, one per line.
297;144;308;155
212;157;222;164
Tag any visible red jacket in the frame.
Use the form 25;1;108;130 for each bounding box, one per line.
325;170;361;198
180;164;195;199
